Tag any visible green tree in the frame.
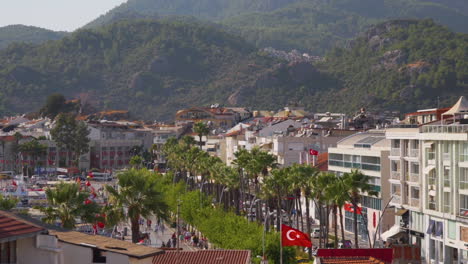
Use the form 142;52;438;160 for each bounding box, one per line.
290;164;319;258
263;167;292;231
0;194;18;210
38;182;100;229
50;113;90;167
129;155;144;169
40;93;67;119
193;122;209;149
325;175;349;246
18;139;47;175
342;169;379;248
105;169;169;243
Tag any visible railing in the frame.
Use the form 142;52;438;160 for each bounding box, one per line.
410;198;420;207
443;153;450;161
392;195;401;204
460;180;468;190
391;148;401;156
422;125;468;133
391;171;401;180
427;152;435;160
409;173;419;182
459;208;468;217
443;204;451;213
428;202;437;210
428;176;436;186
444;178;451;188
461;154;468;162
410;149;419;157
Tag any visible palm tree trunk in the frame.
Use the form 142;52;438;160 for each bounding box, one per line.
131;217;140;243
305;196;312;260
299;197;304;231
334;205;338;248
352;200;359;249
339;207;346;242
276;194;281;232
317;202;323;248
295;197;299;229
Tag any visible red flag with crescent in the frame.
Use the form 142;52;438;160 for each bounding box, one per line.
281;224;312;248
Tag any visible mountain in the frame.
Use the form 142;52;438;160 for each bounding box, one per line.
314;19;468;113
0;19;465;120
83;0;300;28
0;25;67;49
223;0;468;55
0;20;331;120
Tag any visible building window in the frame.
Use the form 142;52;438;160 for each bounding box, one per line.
461;168;468;190
448;220;456;240
92;248;106;263
460;195;468;216
392;140;400;148
443;192;451;213
461;143;468;162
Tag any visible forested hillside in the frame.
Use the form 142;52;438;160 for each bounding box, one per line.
0;25;67;49
0;20;329;120
316;19;468;113
83;0;300;28
223;0;468;54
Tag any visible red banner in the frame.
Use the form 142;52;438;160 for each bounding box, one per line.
344;203;362;215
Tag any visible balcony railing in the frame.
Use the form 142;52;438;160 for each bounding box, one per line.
392;194;401;204
410;149;419;157
428;202;437;210
428;175;436;185
443;153;450;161
443;204;451;213
391;148;401;156
422;125;468;133
444;178;451;188
461;154;468;162
459;208;468;217
409;173;419;182
391;171;401;180
460;181;468;190
410;198;420;207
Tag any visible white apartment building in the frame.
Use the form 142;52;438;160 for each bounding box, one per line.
385;96;468;264
386;126;426;259
328;130;394;245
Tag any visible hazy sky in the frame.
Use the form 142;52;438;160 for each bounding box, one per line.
0;0;128;32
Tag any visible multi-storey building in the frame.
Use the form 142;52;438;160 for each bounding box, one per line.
328;130;394;245
385;96;468;264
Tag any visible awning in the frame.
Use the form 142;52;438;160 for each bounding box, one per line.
424;165;435;174
395;209;409;216
381;225;401;241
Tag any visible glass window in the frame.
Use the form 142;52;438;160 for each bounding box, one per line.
448;220;456;240
329;153;343;160
393;140;400;148
461;168;468;189
362;156;380;164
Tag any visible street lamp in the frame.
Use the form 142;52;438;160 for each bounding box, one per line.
249;198;261;221
219;187;229;205
199;181;208;208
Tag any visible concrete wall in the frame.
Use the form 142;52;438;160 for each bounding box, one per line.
17;236;58;264
60;243;92;264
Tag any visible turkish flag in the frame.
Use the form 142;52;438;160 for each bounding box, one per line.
309;149;319;156
344;203;362;215
281;224;312;248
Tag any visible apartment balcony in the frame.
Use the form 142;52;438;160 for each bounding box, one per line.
443;204;451;213
392;194;401;204
410;198;420;207
391;171;401;180
391;148;401;156
427;152;436;165
461;154;468;162
459;208;468;217
428;202;437;210
422;124;468;133
443;153;450;161
409;173;419;183
444;178;451;188
460;181;468;190
409;149;419;157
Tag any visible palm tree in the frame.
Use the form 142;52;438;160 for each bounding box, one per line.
325;176;349;246
262;167;292;231
105;169;169;243
309;172;335;248
39;182;100;229
342;169;379;248
193;122;209;149
290;164;319;259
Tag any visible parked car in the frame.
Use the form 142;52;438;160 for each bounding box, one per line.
312;228;322;238
338;240;352;248
57;175;70;181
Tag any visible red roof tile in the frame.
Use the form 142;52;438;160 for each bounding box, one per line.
0;211;45;241
152;250;251;264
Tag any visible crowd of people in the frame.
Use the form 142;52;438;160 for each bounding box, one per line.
135;218;209;250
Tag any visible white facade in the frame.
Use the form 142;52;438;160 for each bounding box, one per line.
328;130;394;245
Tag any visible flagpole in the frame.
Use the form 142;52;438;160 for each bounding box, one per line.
280;206;283;264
